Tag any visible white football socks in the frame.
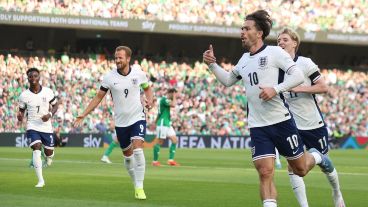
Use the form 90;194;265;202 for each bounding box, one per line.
133;148;145;189
263;199;277;207
289;172;309;207
310;152;322;165
124;154;136;187
325;168;341;194
275;149;281;166
33;150;44;184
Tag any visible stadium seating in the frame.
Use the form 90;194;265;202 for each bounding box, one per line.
0;0;367;33
0;54;367;136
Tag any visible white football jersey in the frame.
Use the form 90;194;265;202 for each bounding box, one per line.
19;87;57;133
284;56;324;130
101;68;148;127
233;45;297;128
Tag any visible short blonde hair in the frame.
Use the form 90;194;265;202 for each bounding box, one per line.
278;28;300;53
115;46;132;57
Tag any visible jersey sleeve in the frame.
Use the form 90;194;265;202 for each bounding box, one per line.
100;73;110;92
18;92;26;110
304;58;321;83
139;70;150;89
274;47;297;73
232;57;244;80
48;89;58;105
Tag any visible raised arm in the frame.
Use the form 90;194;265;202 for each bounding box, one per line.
203;44;240;87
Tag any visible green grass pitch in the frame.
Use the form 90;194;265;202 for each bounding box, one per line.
0;147;367;207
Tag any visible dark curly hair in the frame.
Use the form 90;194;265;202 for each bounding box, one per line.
26;67;40;76
245;10;273;40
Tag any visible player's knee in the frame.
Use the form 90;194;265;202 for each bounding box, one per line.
132;139;144;149
158;139;164;145
123;147;133;157
31;143;42;150
257;166;274;179
291;166;308;177
170;136;177;144
44;149;54;157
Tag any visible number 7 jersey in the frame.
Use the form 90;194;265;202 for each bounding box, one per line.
100;67;149;127
18;87;57;133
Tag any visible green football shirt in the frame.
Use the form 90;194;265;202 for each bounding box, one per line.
156;96;171;127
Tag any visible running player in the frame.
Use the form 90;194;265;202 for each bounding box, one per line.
277;27;345;207
203;10;334;207
74;46;153;200
152;88;180;166
17;67;58;188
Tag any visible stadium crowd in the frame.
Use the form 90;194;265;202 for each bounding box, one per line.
0;0;367;33
1;54;367;137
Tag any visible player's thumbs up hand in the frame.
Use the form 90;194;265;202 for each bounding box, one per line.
209;44;214;56
203;44;216;65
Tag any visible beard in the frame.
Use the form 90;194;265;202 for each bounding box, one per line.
116;62;126;70
242;41;251;51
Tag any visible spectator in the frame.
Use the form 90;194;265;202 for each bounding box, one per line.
0;54;367;137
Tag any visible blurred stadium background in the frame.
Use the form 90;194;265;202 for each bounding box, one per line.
0;1;367;207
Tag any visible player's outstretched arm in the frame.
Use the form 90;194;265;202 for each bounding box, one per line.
143;86;154;111
73;90;107;127
291;76;328;94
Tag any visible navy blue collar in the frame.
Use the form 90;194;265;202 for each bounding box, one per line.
293;55;299;62
250;44;267;56
29;86;42;94
117;67;131;76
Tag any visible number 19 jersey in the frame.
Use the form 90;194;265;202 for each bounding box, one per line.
100;68;149;127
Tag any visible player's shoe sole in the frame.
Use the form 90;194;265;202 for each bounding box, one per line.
309;148;334;173
135;188;146;200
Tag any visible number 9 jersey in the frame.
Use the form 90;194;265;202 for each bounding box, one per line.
100;67;149;127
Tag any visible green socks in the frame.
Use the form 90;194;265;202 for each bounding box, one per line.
169;143;177;160
153;143;177;161
153;144;161;161
104;141;118;156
